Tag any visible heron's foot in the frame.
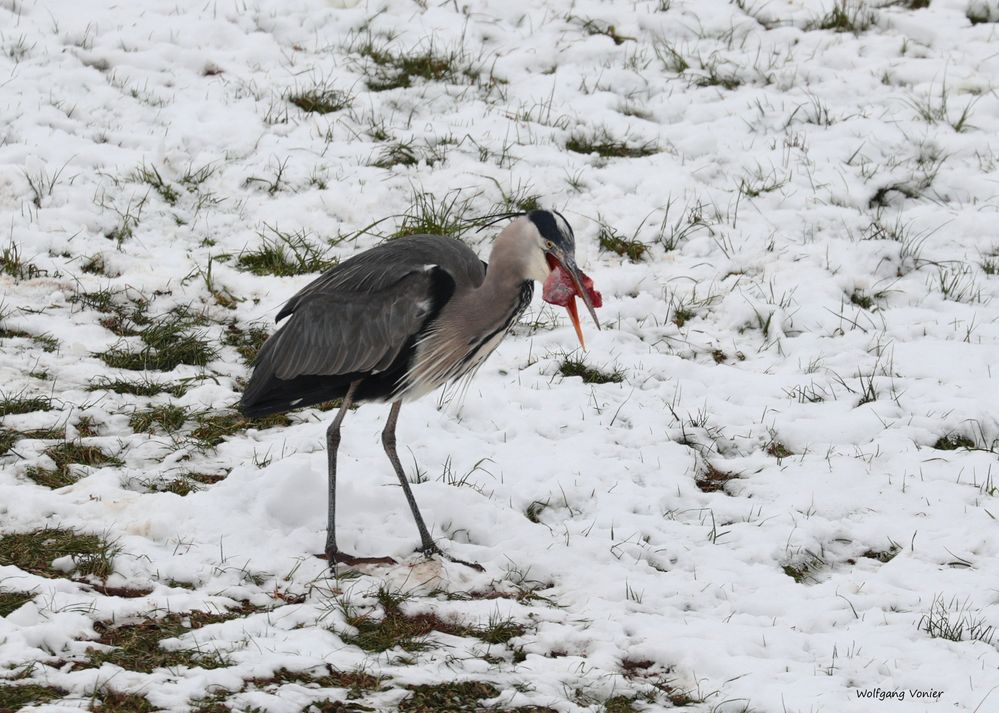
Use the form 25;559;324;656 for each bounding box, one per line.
420;542;485;572
316;550;397;568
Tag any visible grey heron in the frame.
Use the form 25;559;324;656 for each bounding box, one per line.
239;209;602;567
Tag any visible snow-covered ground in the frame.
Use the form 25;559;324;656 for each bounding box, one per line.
2;0;999;711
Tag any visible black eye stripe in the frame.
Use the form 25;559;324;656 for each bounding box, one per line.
528;209;575;249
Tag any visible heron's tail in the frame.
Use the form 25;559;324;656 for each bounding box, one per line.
239;372;355;418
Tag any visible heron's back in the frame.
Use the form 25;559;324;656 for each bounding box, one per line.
239;235;486;417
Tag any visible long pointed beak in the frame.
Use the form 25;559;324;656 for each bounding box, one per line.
562;255;601;329
554;253;601;350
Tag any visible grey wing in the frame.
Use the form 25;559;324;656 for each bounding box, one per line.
256;269;436;382
276;235;485;322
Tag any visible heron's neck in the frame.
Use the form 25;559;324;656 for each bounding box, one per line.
448;223;545;335
482;221;549;292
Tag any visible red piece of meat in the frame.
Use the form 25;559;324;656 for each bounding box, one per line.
542;265;602;307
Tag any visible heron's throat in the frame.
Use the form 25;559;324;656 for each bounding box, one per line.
450;224;543;346
487;220;551;286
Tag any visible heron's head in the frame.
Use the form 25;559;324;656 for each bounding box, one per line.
526;209;602;349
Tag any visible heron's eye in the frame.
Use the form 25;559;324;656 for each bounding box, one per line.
545;240;555;250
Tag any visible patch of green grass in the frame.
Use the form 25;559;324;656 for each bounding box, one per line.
604;696;639;713
0;428;15;456
24;465;77;489
934;434;975;450
620;657;656;677
189;692;235;713
0;324;59;352
70;287;151;331
849;290;875;309
906;84;979;133
668;288;719;329
129;163;180;206
934;265;983;304
765;440;793;459
247;665;382;697
89;690;157;712
654;681;700;707
781;550;826;584
574;16;635;45
0;528;119;579
96;311;217;371
655;40;691;74
598;224;647;261
861;213;914;243
88;375;189;397
0;391;52;416
190;410;291;448
370;139;450;170
862;545;900;563
306;702;377;713
694;464;738;493
691;56;742;89
129;405;189;434
486;177;542;214
223;322;270;364
619;659;700;706
236;224;337;276
190;253;241;309
388;189;474;240
0;591;34;616
244;156;292;193
144;471;227;496
525;499;548;524
287;80;352;114
919;594;995;644
0;427;63;456
184;471;228;486
180;162;217;191
1;240;46;281
26;441;122;488
558;355;624;384
737;168;789;197
81;254;108;275
357;40;477;92
343;588;477;653
33;334;58;352
566;128;657;158
0;325;31;340
153;478;199;496
399;681;498;713
0;683;65;711
478;614;526;645
371;140;421;168
88;610;238;672
807;1;877;33
97;312;147;338
106;211;139;245
355;589;529;647
70;290;144;335
75;416;100;437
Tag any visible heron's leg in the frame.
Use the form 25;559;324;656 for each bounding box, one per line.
325;381;359;565
381;401;438;555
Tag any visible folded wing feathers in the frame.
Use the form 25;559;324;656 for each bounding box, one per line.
266;270;433;381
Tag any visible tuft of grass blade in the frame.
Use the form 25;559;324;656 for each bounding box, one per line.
0;528;119;579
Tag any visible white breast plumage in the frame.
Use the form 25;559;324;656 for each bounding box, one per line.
395;281;534;401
